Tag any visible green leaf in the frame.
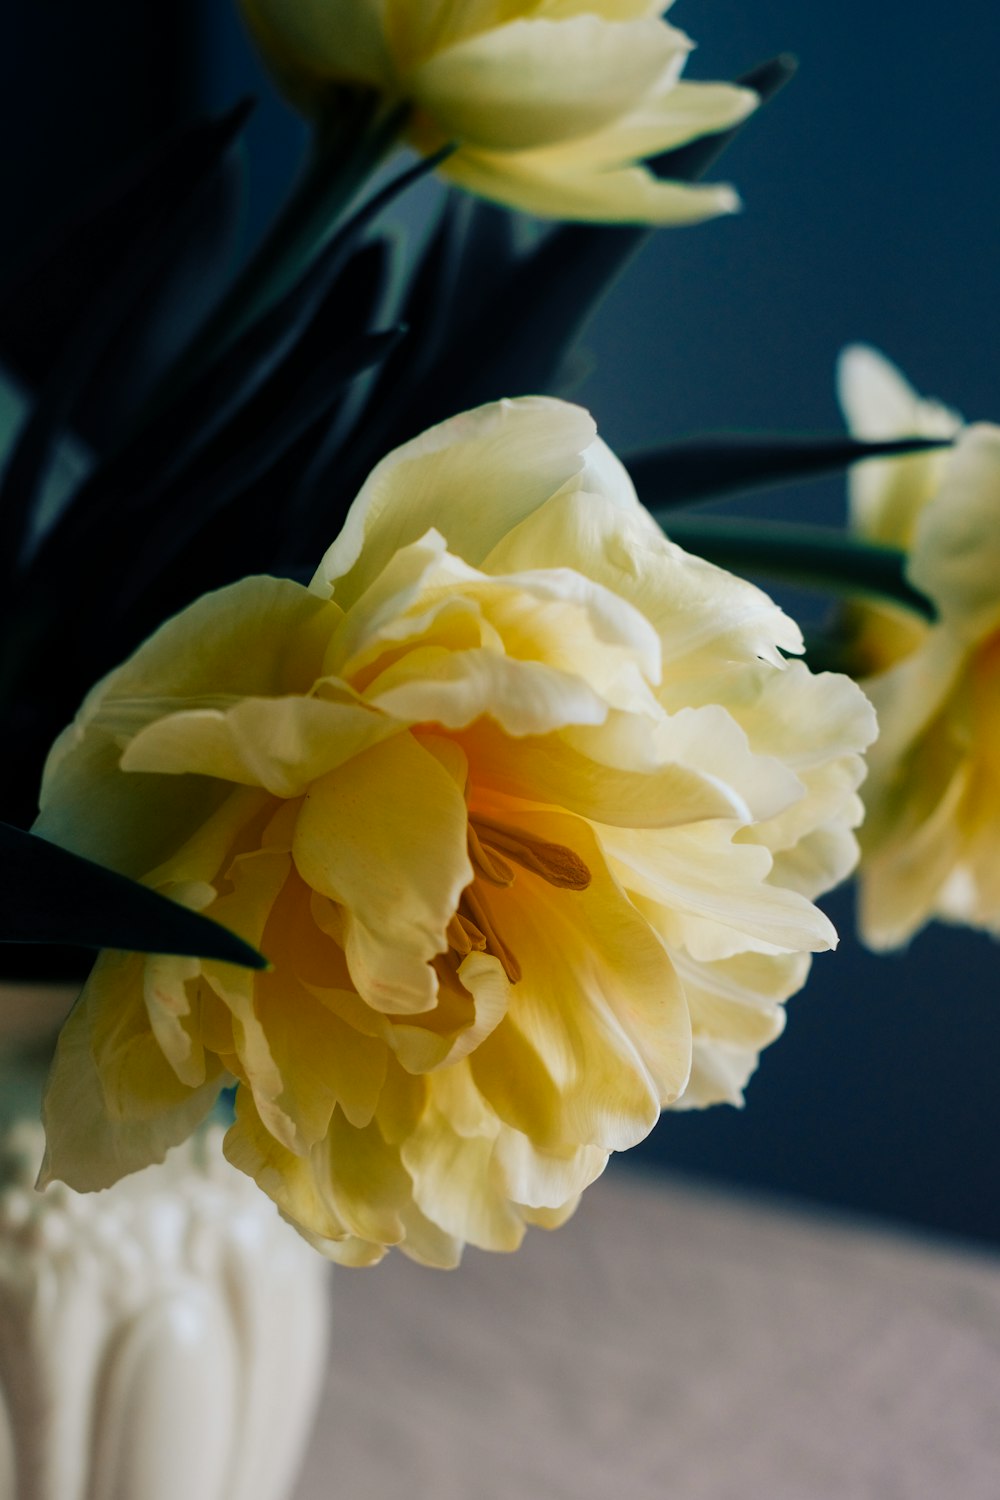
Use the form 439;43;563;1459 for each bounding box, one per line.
626;433;952;508
0;104;253;591
657;516;935;620
0;822;267;967
650;54;798;182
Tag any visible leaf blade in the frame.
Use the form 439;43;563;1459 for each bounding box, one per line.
0;823;267;968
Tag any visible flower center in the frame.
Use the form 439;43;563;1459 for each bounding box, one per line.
446;816;591;983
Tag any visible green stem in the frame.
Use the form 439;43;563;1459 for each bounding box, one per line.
656;515;935;619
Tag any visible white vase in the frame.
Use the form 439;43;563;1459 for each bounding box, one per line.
0;984;330;1500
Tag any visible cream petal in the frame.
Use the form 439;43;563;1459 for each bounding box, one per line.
224;1090;353;1245
87;576;335;711
293;733;473;1013
493;1127;607;1211
716;659;878;772
401;1065;527;1251
647;704;805;824
751;757;865;859
311;398;599;606
863;630;966;770
341;535;664;728
40;961;223;1192
258;969;387;1145
908;425;1000;640
859;756;970;951
485;488;801;677
838;343;961;548
505;78;756;170
371;649;612;735
409;17;686;151
35;577;336;872
769;821;862;900
390;950;511;1073
33;730;232;880
607;821;838;958
142;953;205;1088
122;694;393;797
463;719;749;828
678;1039;766;1110
470;808;689;1144
442;148;740;224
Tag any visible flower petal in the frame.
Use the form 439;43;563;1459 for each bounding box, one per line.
442;149;740;224
312;398;599;606
469;808;690;1148
909;424;1000;640
293;733;473;1013
410;17;687;151
838;343;961;547
40;959;223;1192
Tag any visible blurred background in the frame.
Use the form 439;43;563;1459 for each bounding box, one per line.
3;1;998;1243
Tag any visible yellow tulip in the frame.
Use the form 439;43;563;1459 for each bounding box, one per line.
839;345;1000;947
239;0;756;223
38;398;874;1264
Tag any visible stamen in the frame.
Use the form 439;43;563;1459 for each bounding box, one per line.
473;815;591;890
467;823;515;886
446;911;487;957
462;887;522;984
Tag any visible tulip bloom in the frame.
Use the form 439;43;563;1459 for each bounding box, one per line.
839;345;1000;947
239;0;756;223
38;398;873;1264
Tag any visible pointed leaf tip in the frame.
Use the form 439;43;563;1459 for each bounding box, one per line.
0;823;267;969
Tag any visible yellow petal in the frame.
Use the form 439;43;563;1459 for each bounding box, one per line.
470;808;688;1147
837;343;961;548
311;398;598;607
35;578;336;874
462;718;747;827
484;487;803;678
442;149;740;224
409;16;686;151
608;820;838;959
909;425;1000;641
122;693;393;797
40;960;223;1191
293;733;473;1013
401;1063;527;1252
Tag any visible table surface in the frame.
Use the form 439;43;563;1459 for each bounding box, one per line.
294;1165;1000;1500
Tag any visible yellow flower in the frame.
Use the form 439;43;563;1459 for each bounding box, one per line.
37;398;874;1265
239;0;756;223
839;345;1000;947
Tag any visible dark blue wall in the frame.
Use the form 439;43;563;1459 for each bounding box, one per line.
571;2;1000;1246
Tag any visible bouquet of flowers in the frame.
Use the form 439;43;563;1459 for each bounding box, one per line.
2;1;991;1278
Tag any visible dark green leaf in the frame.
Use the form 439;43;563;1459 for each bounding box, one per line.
626;433;952;508
0;104;253;588
111;325;405;625
650;54;798;182
657;515;935;619
0;102;253;446
0;822;267;967
32;152;444;574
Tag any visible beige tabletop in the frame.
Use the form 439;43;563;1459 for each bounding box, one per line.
294;1165;1000;1500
